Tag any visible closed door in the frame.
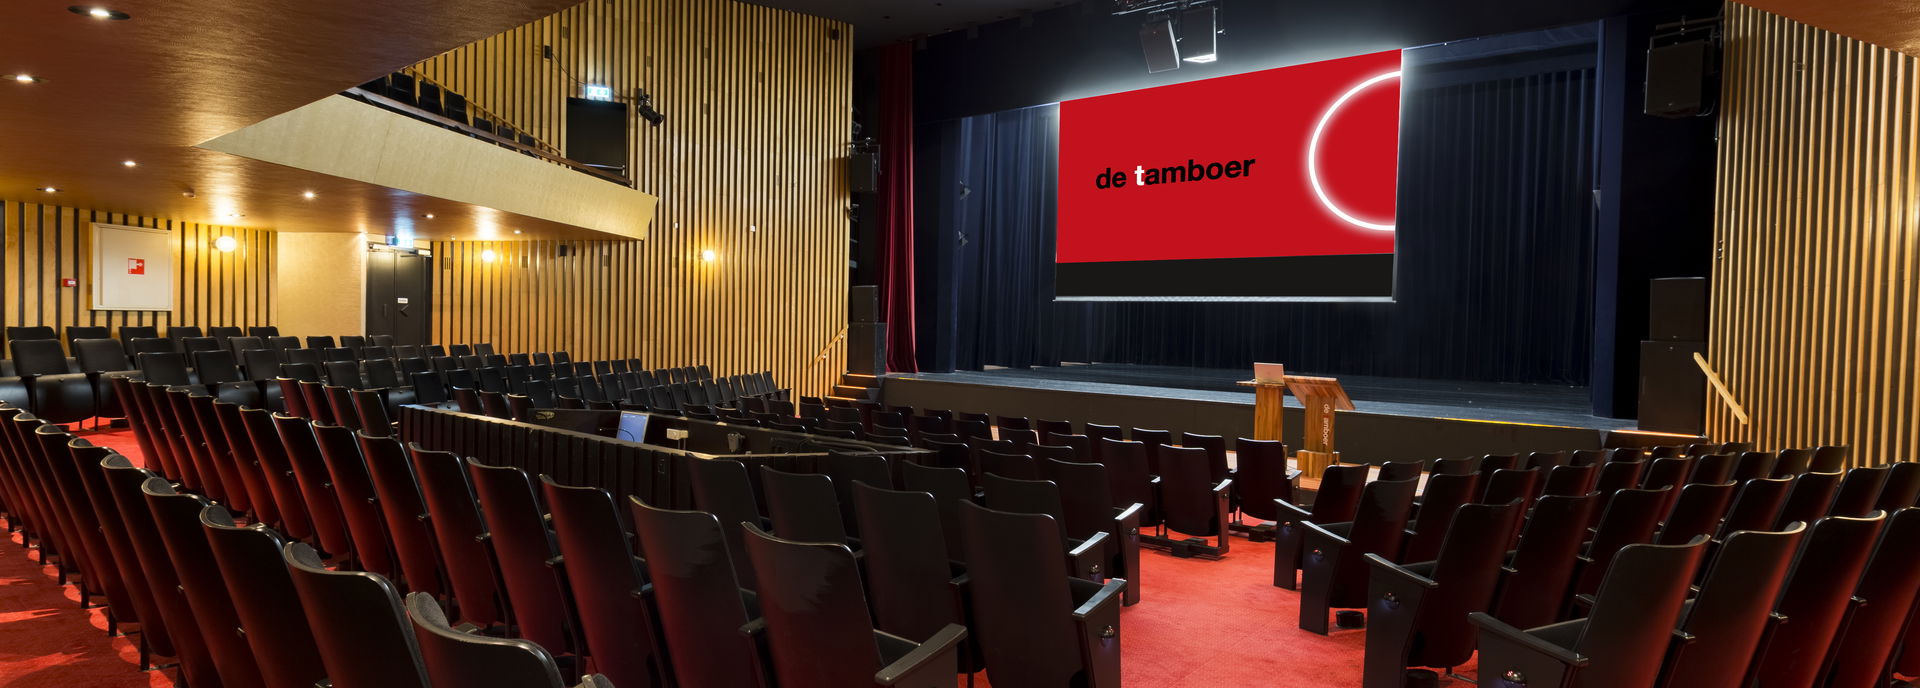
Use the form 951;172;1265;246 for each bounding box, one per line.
366;250;433;345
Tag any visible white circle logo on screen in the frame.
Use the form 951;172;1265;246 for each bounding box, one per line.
1307;70;1402;232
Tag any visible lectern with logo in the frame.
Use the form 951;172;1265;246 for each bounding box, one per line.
1238;363;1355;479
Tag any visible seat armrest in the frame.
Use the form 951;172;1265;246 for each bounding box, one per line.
1276;498;1312;524
874;624;967;686
1468;612;1587;687
1365;553;1439;592
1301;520;1353;549
1068;531;1111;580
1071;578;1126;688
1113;502;1145;530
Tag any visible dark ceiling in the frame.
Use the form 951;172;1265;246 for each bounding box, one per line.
745;0;1074;47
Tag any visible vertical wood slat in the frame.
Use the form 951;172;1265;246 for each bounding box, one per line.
1712;2;1920;467
417;0;851;398
0;200;276;345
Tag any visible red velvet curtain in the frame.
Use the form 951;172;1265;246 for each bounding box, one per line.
877;43;918;372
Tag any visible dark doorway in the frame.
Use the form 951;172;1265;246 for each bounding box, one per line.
366;249;433;345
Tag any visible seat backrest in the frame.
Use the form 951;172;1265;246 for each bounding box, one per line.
199;505;328;688
240;348;281;381
1718;476;1792;538
741;523;886;687
1346;478;1419;555
206;326;243;339
407;593;571;688
1776;470;1845;528
1310;463;1371;522
407;444;502;626
1412;500;1525;665
1402;471;1480;563
1233;438;1295;521
1043;457;1124;539
74;338;131;372
1572;538;1710;686
1578;486;1674;595
1731;451;1777;482
1481;468;1540;511
982;471;1068;525
958;500;1085;686
191;349;245;384
1878;462;1920;511
119;325;159;343
759;465;849;544
1757;511;1888;687
1541;463;1599;497
1158;444;1225;536
1662;523;1806;688
1095;437;1155;512
1084;423;1122;442
271;413;354;555
130;336;176;356
819;451;892;536
977;448;1039;481
305;335;336;349
899;461;973;560
1179;432;1230;484
464;459;573;651
6;325;57;343
10;337;71;375
1655;481;1738;545
1772;448;1815;477
139;479;267;685
99;454;221;683
357;433;445;599
324;360;365;388
236;406;312;540
1810;446;1849;473
1492;492;1600;629
627;497;759;688
1828;464;1891;517
1377;460;1426;483
282;542;430;688
1690;453;1738;485
267;335;300;351
179;336;221;353
247;326;280;338
1824;508;1920;688
539;476;663;688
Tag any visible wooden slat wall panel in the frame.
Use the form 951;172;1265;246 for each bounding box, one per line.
418;0;851;397
0;200;276;343
1711;3;1920;467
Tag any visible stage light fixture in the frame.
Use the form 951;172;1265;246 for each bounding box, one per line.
1179;6;1218;63
1138;16;1180;73
634;88;666;127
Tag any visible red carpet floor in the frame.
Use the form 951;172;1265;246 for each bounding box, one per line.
0;426;1480;687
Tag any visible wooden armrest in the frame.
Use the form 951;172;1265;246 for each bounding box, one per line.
874;625;967;686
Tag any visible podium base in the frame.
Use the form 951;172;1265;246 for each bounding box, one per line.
1296;450;1339;480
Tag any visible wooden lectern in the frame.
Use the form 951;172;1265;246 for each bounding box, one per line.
1238;364;1355;479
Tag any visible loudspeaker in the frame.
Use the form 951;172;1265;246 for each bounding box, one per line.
1139;18;1179;74
848;322;887;375
1648;277;1707;341
1639;340;1706;435
849;151;878;194
849;286;879;323
1644;37;1717;118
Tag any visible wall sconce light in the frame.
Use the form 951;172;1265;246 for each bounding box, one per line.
700;249;717;263
213;235;239;252
481;249;498;263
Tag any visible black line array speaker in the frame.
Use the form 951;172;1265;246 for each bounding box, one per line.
1639;340;1706;435
848;322;887;376
849;151;878;194
1644;34;1718;118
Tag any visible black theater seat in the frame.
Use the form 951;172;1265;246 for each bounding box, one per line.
12;338;94;424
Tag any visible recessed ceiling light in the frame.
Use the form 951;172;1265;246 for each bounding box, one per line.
424;213;435;219
121;160;136;167
302;191;316;199
68;6;130;20
512;229;522;235
37;186;59;193
6;74;44;84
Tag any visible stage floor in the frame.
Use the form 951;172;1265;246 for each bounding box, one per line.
893;363;1638;432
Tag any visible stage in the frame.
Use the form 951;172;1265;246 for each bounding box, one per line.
882;364;1674;464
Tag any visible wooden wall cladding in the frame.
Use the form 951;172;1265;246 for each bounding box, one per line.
1710;3;1920;466
417;0;852;396
0;200;275;341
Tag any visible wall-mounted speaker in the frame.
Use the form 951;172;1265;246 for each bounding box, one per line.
1645;30;1718;118
1139;18;1179;73
849;151;879;194
557;244;573;257
1648;277;1707;341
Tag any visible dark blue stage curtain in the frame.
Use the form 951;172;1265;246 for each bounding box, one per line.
916;35;1599;385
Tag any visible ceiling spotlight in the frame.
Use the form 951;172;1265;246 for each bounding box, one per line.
213;236;238;252
37;186;59;193
68;6;130;20
302;191;316;199
424;213;435;219
224;212;244;220
512;229;522;235
6;74;44;84
121;160;137;167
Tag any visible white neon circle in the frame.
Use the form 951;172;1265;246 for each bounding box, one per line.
1307;70;1401;232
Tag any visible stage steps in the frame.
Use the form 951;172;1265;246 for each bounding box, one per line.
827;372;881;403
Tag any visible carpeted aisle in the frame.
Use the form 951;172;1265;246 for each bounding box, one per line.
0;427;1482;687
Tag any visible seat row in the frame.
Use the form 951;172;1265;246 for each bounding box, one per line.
1260;447;1920;688
69;359;1119;687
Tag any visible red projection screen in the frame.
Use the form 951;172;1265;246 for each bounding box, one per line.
1056;49;1403;299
